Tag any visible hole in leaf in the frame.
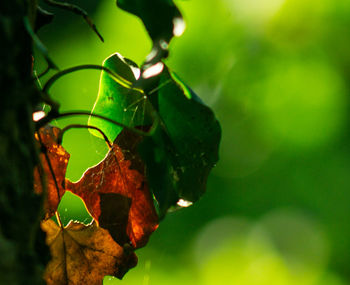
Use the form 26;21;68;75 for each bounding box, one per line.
57;191;93;226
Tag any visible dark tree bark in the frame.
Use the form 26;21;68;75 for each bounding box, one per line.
0;1;46;284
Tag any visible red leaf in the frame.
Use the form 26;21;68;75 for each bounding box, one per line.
34;125;158;249
66;129;158;248
34;125;69;218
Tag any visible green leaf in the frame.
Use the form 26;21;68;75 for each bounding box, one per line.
116;0;185;71
116;0;183;44
139;66;221;216
89;54;221;217
88;53;152;141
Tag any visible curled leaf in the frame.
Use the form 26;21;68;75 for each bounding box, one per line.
41;219;137;284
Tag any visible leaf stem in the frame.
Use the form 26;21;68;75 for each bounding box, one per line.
37;130;64;229
58;124;113;149
37;110;159;138
37;64;51;78
43;0;104;42
42;64;143;95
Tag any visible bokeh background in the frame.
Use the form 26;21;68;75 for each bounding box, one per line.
35;0;350;284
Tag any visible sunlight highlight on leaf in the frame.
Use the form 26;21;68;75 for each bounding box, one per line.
32;110;46;122
142;62;164;79
176;199;193;208
173;17;186;37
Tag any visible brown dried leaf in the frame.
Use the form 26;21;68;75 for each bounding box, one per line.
34;125;158;249
41;219;137;285
34;126;69;218
66;130;158;248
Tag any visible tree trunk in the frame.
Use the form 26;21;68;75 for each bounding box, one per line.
0;1;46;284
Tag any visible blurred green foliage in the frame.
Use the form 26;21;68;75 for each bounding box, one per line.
35;0;350;283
